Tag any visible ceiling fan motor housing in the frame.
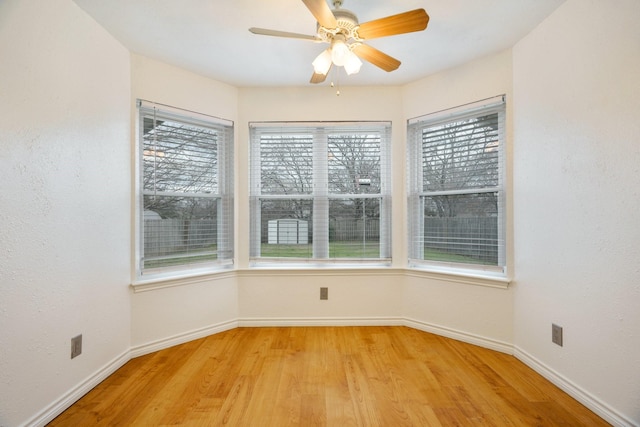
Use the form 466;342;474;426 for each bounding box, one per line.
317;8;361;43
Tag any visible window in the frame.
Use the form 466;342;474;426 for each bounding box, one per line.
407;96;506;274
137;100;233;277
250;122;391;264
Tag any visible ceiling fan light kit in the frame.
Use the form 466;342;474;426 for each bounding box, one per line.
343;52;362;75
249;0;429;84
312;49;333;75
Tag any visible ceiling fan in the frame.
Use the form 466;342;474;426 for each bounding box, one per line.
249;0;429;84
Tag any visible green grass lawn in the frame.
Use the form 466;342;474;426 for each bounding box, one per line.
424;248;496;265
144;249;217;269
144;243;495;267
261;241;380;258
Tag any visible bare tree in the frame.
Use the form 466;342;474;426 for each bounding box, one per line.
422;114;499;218
143;118;221;250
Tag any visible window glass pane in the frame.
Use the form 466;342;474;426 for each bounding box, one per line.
143;195;220;269
422;113;499;192
329;198;380;258
328;133;381;194
260;134;313;195
421;193;498;265
139;102;233;276
408;98;505;272
259;199;313;258
143;117;218;194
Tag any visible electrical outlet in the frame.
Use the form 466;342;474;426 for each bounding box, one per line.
320;287;328;300
71;334;82;359
552;324;563;347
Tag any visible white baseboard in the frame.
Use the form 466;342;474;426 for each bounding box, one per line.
403;317;514;354
238;316;404;328
130;319;239;358
514;346;636;427
238;317;513;356
24;349;130;427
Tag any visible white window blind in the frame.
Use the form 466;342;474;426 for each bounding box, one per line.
250;122;391;264
407;96;506;273
137;100;233;275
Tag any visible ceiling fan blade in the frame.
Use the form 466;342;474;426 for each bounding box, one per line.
249;27;321;41
356;9;429;40
310;71;328;84
310;63;332;84
302;0;337;29
352;44;401;72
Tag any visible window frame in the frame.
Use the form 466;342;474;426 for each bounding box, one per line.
249;121;392;266
135;100;234;281
407;96;507;277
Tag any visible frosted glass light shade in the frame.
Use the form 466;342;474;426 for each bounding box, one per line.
344;51;362;75
331;39;350;66
312;49;332;75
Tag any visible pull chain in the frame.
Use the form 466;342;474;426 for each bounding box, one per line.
331;67;341;96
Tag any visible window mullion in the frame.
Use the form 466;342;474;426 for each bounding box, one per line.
313;127;329;259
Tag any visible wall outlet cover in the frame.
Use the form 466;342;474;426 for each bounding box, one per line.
71;334;83;359
552;324;563;347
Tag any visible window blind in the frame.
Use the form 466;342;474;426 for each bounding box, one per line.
138;101;234;275
249;122;391;263
407;97;506;272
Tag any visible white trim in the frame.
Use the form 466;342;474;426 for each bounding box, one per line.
404;268;511;289
237;267;404;277
23;350;130;427
131;268;509;292
138;99;233;127
513;347;636;427
129;320;238;358
408;95;505;125
131;269;235;293
249;120;391;129
404;317;513;354
238;317;512;354
238;317;405;328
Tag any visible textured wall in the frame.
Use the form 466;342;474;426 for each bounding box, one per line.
512;0;640;424
129;55;240;350
400;50;515;349
0;0;131;425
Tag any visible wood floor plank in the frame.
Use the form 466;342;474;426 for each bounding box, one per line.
48;326;610;426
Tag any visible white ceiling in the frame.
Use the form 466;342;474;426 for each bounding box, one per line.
73;0;565;87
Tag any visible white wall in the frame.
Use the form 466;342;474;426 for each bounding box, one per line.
401;50;515;349
236;86;407;323
237;270;404;325
0;0;131;425
129;55;240;351
512;0;640;424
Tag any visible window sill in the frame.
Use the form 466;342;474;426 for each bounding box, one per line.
238;265;402;278
130;265;510;293
405;266;511;289
131;266;235;293
248;259;392;270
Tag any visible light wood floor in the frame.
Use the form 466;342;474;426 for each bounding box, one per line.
48;326;609;426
